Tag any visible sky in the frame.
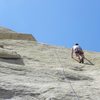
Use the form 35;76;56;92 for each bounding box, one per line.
0;0;100;52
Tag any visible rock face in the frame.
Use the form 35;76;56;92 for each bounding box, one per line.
0;48;21;59
0;27;100;100
0;26;36;41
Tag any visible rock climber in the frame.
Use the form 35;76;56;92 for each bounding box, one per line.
71;43;85;63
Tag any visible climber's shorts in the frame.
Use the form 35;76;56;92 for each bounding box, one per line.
75;50;84;55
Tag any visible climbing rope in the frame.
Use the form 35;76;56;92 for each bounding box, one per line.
54;49;80;100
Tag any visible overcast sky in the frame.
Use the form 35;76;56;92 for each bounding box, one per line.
0;0;100;52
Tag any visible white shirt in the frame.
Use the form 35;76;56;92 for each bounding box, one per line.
72;45;82;52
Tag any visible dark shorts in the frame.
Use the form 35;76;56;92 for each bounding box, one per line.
75;51;84;55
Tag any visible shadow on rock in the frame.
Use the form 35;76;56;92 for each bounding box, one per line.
0;88;15;99
0;58;24;65
72;57;94;65
57;70;93;81
84;57;94;65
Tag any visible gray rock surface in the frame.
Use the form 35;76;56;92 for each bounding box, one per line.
0;48;21;59
0;26;99;100
0;39;99;100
